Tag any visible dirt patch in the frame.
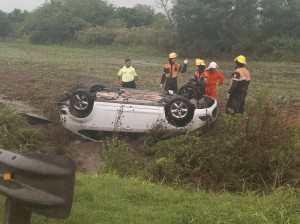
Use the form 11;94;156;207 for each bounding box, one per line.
67;139;103;174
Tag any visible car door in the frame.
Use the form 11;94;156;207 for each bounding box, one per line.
117;103;162;132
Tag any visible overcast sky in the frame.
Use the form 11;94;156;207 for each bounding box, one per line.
0;0;163;12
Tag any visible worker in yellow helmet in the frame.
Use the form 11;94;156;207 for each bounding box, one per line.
226;55;251;114
189;59;207;96
193;59;207;82
160;52;188;93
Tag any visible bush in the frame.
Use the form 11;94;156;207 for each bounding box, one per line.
101;138;137;176
260;37;300;60
76;26;123;45
75;26;174;51
145;92;300;192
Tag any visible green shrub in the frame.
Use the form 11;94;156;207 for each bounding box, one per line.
76;26;123;45
101;138;137;176
75;26;174;51
260;37;300;60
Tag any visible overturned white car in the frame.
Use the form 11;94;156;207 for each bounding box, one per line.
59;84;217;141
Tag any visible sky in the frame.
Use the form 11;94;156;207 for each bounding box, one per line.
0;0;164;12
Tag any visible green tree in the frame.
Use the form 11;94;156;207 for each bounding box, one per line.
172;0;260;56
260;0;300;38
25;0;114;43
116;4;155;28
0;11;10;37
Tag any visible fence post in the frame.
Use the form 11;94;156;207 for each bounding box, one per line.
3;198;32;224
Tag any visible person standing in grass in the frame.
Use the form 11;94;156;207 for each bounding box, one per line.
205;62;224;99
118;58;138;88
226;55;251;114
160;52;188;93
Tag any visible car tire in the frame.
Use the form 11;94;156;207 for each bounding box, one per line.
70;89;94;118
89;84;107;94
165;96;195;127
178;84;202;100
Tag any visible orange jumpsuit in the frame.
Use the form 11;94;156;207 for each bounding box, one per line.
205;69;224;99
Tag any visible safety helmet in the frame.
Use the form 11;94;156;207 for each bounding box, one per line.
208;62;218;69
234;55;246;64
168;52;178;59
195;59;205;66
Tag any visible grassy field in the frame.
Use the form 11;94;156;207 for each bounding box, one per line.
0;41;299;113
0;41;300;223
0;173;298;224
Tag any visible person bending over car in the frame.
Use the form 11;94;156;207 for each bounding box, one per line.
189;59;207;96
118;58;138;88
160;52;188;93
226;55;251;114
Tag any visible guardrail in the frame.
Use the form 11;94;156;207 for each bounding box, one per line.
0;148;75;224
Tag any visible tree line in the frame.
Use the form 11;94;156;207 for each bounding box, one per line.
0;0;299;60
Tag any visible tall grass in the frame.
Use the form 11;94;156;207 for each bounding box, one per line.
0;104;41;153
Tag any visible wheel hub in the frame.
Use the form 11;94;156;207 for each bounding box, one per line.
171;101;188;118
73;94;89;111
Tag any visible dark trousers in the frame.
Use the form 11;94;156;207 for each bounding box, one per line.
165;78;178;93
226;91;247;114
122;80;136;89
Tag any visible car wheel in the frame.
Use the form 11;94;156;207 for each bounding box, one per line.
70;89;94;118
165;96;195;127
89;84;107;94
178;84;202;100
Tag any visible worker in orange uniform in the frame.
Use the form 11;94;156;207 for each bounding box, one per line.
226;55;251;114
205;62;224;99
189;59;207;96
160;52;188;93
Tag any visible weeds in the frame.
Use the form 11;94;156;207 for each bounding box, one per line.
101;138;137;176
145;91;300;192
0;104;42;153
101;90;300;192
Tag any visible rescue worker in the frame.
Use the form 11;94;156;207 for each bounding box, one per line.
160;52;188;93
205;62;224;99
226;55;251;114
189;59;207;96
118;58;138;89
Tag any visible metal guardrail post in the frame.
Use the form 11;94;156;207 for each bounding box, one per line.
3;199;31;224
0;148;75;224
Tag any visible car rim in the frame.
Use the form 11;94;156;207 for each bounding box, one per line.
73;94;89;111
170;101;188;118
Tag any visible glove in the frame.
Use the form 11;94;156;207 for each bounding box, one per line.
184;59;188;64
160;84;163;89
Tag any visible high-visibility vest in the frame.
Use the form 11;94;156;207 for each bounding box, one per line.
235;67;251;81
231;67;251;93
164;63;181;78
194;70;207;82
